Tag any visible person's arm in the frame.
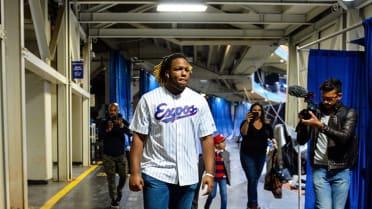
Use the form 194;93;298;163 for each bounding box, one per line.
98;119;109;140
240;120;249;136
200;135;215;195
129;132;146;191
321;109;357;144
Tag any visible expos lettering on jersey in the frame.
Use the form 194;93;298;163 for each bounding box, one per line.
155;103;198;123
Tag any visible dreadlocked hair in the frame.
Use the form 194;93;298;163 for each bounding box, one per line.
153;53;192;86
153;60;166;85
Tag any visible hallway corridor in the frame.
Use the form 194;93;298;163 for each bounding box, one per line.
28;138;304;209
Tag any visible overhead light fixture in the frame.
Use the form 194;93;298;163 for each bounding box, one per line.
157;2;207;12
343;0;354;1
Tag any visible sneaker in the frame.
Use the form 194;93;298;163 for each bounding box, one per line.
111;199;119;209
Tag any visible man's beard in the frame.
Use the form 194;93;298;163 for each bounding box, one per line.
166;79;186;94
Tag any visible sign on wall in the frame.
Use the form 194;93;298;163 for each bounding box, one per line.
72;61;84;79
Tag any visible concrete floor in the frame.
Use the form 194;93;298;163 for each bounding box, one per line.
28;139;305;209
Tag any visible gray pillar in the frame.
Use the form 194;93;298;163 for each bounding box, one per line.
285;38;301;127
26;73;53;181
72;93;83;163
0;1;6;207
3;0;28;208
56;3;72;181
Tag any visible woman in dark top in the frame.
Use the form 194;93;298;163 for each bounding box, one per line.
240;103;273;209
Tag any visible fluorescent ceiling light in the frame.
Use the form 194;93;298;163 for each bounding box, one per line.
157;3;207;12
342;0;354;1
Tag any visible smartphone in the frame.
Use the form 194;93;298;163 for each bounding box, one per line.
251;112;259;119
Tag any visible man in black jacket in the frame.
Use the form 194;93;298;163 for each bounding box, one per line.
296;78;357;209
99;103;131;208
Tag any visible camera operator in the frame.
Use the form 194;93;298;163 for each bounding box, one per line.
99;103;131;208
296;78;357;209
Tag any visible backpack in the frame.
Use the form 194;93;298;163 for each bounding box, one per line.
281;124;307;175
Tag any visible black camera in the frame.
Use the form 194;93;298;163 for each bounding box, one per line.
109;116;118;122
299;96;320;120
299;109;312;120
108;114;122;127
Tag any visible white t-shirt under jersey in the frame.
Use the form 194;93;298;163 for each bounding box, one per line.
130;86;216;186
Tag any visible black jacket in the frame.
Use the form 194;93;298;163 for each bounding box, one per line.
296;102;358;170
99;115;131;157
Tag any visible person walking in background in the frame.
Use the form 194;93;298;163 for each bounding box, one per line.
128;53;216;209
98;103;131;208
204;134;231;209
296;78;357;209
240;102;273;209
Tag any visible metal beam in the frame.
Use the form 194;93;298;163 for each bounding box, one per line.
49;6;65;60
89;28;284;38
23;49;68;85
28;0;50;60
219;45;232;73
71;82;90;99
71;0;336;6
174;39;278;46
85;3;118;12
79;12;309;25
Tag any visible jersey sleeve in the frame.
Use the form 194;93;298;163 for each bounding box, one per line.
129;96;151;135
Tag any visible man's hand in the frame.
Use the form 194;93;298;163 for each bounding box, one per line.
300;111;323;128
129;173;144;192
106;120;114;132
201;174;214;195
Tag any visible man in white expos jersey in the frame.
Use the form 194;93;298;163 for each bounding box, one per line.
129;53;216;209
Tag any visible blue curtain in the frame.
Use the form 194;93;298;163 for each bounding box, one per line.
232;102;251;137
139;69;159;97
362;17;372;209
207;96;233;137
109;50;132;121
306;49;368;209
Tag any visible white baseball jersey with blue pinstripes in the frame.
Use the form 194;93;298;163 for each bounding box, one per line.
129;86;216;186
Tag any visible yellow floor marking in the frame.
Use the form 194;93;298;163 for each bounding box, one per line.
40;164;99;209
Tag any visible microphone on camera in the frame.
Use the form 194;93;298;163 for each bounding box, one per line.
288;85;309;98
288;85;320;118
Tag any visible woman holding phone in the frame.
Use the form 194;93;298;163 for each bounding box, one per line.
239;102;273;209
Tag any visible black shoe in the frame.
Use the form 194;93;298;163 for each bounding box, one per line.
111;199;119;209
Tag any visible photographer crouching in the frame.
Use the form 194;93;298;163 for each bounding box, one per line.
296;78;358;209
99;102;131;208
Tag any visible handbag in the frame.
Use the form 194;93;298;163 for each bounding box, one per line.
264;150;283;199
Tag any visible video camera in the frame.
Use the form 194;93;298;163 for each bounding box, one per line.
288;85;320;120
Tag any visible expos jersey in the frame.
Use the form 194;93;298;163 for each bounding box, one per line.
129;86;216;186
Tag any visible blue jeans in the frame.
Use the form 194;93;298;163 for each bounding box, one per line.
240;152;266;208
204;178;227;209
142;173;197;209
312;167;350;209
